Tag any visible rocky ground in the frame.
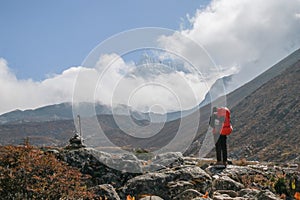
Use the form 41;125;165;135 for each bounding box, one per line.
47;147;300;200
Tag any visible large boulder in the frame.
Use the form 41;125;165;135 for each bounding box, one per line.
256;190;281;200
151;152;184;167
90;184;120;200
214;190;238;198
61;148;142;188
212;175;245;191
238;188;260;198
142;152;184;172
173;189;204;200
206;165;264;183
121;165;212;200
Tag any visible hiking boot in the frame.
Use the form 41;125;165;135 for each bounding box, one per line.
214;161;223;166
214;161;226;169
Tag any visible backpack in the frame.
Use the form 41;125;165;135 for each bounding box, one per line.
217;107;233;135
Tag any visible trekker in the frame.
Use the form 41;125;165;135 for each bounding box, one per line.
209;106;233;167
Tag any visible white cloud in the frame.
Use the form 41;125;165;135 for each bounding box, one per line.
0;53;212;115
0;58;80;114
81;53;209;113
160;0;300;91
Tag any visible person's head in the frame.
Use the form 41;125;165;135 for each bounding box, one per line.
213;107;217;113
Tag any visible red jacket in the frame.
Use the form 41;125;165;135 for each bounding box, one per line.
216;107;233;135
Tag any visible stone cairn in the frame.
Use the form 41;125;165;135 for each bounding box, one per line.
65;132;86;149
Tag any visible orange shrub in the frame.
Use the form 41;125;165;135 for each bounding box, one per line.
0;145;94;199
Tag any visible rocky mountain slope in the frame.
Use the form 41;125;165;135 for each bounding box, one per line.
228;58;300;163
0;101;183;125
0;102;110;125
226;48;300;108
199;75;232;107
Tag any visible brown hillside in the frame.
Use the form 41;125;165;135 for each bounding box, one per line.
229;60;300;163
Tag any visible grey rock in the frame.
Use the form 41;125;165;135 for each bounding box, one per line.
142;163;166;172
108;157;143;173
215;190;238;197
122;166;211;200
62;148;142;188
121;153;139;161
152;152;184;167
66;133;86;149
168;181;195;198
212;192;231;200
256;190;281;200
212;192;248;200
90;184;120;200
238;188;260;197
207;165;262;183
121;172;168;199
173;189;203;200
213;176;245;191
45;149;60;154
139;196;164;200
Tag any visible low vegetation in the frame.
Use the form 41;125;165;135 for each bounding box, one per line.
0;144;94;199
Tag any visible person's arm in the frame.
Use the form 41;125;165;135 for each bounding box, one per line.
209;114;215;128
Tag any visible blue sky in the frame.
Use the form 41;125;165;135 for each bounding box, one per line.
0;0;210;80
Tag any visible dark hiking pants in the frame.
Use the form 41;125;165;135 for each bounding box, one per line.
215;135;227;162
